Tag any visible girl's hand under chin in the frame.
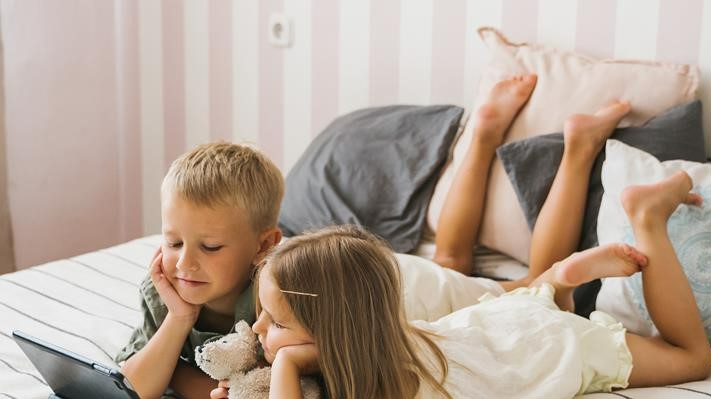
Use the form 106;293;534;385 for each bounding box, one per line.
274;343;320;375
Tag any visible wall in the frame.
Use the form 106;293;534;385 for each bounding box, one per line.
0;12;13;274
2;0;711;269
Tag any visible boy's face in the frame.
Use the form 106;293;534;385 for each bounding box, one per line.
160;191;262;315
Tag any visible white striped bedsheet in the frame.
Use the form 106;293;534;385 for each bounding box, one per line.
1;235;710;398
0;235;159;399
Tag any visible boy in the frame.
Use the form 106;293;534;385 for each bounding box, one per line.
116;143;284;399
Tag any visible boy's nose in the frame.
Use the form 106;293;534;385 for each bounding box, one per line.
176;251;200;271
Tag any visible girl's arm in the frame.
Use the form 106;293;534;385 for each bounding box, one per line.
270;355;304;399
270;343;320;399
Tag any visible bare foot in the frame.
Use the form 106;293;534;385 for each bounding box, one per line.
472;74;537;147
554;243;648;288
542;243;647;312
563;100;631;157
621;171;703;229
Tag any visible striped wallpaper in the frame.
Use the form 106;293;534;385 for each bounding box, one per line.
3;0;711;269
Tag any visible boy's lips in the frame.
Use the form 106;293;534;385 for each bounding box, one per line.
175;276;207;287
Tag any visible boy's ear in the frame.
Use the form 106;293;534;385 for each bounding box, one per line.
256;227;282;259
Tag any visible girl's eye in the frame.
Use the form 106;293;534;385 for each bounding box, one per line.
203;245;223;252
167;241;183;248
272;321;285;329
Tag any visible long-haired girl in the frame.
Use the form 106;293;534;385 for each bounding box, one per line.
210;172;710;399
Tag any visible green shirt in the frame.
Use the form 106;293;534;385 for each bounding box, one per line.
115;274;256;366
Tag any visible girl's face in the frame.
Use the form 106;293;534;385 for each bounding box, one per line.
252;267;315;363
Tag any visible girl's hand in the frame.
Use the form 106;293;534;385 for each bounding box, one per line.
150;249;201;323
274;343;320;375
209;380;230;399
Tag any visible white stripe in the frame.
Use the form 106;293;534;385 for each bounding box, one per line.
463;0;503;108
614;0;660;60
283;0;312;173
338;0;370;115
184;0;210;148
537;0;577;51
233;0;259;145
398;0;433;104
700;1;711;157
138;0;164;235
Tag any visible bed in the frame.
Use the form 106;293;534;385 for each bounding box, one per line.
1;235;710;398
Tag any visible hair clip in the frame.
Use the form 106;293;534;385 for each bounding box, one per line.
280;289;318;297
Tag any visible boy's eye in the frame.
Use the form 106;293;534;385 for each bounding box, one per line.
202;245;223;252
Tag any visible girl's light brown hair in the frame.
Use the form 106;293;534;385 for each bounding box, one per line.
161;142;283;232
259;225;452;399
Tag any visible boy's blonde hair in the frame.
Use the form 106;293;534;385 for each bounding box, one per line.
161;142;284;232
259;225;452;399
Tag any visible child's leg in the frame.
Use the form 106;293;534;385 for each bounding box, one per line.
528;242;648;312
500;101;631;291
528;102;631;279
620;172;711;386
434;75;537;275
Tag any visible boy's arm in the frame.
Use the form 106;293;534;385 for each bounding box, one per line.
169;361;219;398
121;250;203;399
121;313;195;399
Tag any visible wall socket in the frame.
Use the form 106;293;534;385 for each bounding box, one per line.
268;13;292;48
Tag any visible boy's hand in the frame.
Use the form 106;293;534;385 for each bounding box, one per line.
209;380;230;399
274;343;320;375
150;249;201;324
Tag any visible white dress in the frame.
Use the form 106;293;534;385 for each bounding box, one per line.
411;284;633;399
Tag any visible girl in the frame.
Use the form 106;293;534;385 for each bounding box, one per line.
210;172;711;399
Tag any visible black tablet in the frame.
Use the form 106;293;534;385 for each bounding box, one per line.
12;330;139;399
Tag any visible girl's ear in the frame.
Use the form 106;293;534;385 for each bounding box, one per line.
255;227;282;261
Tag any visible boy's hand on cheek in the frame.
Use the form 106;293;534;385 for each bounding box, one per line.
274;343;320;375
150;250;201;324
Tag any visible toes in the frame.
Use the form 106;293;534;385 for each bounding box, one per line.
684;193;704;206
621;244;648;268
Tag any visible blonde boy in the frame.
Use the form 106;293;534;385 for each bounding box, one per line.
116;143;284;399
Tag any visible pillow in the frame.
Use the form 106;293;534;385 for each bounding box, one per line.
498;100;706;250
278;105;464;253
497;101;706;317
426;27;700;264
595;140;711;338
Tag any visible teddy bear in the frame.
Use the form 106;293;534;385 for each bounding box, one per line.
195;320;321;399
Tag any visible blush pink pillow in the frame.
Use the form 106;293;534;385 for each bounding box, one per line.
426;27;699;264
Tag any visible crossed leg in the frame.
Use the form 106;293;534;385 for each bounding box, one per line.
499;101;631;291
533;172;710;386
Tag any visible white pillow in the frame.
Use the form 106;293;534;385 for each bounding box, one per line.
596;140;711;338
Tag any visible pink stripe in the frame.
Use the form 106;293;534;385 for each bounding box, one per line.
117;0;143;239
258;0;284;169
162;0;186;172
209;0;233;142
656;0;703;64
369;0;400;106
501;0;539;43
575;0;617;59
431;0;466;105
311;0;339;137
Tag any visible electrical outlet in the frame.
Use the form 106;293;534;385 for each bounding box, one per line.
268;13;292;48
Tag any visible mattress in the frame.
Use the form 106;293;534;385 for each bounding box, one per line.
1;235;709;398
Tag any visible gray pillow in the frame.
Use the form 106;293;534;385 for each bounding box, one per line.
279;105;464;253
497;100;706;317
498;100;706;251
